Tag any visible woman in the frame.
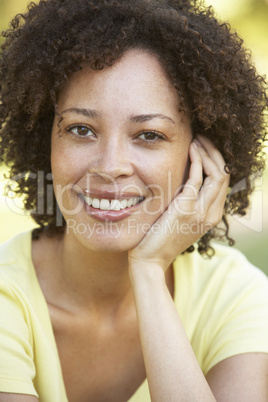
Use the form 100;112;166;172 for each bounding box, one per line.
0;0;268;401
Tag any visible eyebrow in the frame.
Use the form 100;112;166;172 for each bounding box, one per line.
129;113;176;124
61;108;175;124
61;107;101;118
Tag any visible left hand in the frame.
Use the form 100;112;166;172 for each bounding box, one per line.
128;135;230;271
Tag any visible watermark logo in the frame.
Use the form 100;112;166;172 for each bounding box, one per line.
0;170;265;233
66;218;213;238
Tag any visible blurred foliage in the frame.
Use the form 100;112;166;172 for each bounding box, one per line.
0;0;267;274
206;0;268;72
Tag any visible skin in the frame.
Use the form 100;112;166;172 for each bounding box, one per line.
1;49;268;402
51;49;193;254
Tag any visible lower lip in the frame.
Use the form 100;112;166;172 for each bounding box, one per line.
81;198;143;222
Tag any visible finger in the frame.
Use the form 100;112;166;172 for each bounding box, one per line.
194;142;230;222
183;141;203;192
196;135;228;173
140;142;203;239
195;140;228;180
195;140;230;190
174;141;203;213
175;138;228;217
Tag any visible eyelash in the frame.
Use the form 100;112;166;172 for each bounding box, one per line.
66;124;95;138
65;124;166;142
136;131;166;142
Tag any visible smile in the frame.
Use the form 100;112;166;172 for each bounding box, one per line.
82;195;144;211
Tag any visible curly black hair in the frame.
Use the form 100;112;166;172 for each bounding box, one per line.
0;0;267;256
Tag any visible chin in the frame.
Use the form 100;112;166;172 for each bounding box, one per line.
66;221;145;253
84;236;143;254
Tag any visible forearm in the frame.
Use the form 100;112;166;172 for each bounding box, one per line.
129;263;216;402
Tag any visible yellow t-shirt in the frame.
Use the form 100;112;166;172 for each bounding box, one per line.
0;231;268;401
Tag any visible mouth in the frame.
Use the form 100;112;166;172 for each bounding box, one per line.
79;193;145;222
82;195;144;211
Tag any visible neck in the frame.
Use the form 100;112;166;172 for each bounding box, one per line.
44;230;133;314
33;229;174;317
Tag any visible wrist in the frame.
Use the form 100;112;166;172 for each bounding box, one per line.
128;260;166;289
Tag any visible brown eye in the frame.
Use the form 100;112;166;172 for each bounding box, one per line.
67;125;94;137
138;131;165;141
77;126;90;136
144;132;157;140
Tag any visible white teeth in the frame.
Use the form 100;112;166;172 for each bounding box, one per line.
83;195;143;211
127;198;134;208
110;200;121;211
92;198;100;208
100;199;110;210
120;199;128;209
84;196;93;206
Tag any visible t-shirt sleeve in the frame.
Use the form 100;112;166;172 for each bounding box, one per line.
0;277;38;397
201;258;268;374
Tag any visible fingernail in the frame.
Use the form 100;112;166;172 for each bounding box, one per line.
192;142;199;151
193;139;202;147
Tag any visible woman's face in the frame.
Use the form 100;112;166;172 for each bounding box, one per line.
51;49;192;252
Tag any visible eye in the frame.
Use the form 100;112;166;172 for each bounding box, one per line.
138;131;166;141
66;124;95;137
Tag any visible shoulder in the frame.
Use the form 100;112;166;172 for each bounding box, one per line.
173;243;268;319
174;244;268;374
0;230;37;304
0;230;33;277
174;243;268;297
0;233;43;399
0;230;32;263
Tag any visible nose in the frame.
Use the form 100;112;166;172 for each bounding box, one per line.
89;136;134;182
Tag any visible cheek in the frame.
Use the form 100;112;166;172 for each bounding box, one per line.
51;138;84;184
51;142;79;212
165;151;190;190
141;152;189;216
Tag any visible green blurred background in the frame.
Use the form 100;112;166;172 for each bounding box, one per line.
0;0;267;274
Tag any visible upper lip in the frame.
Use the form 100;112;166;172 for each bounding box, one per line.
81;189;145;200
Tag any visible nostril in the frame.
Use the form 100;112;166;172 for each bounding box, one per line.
89;161;134;180
89;168;118;183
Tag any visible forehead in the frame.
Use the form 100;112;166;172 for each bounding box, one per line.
57;49;181;117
